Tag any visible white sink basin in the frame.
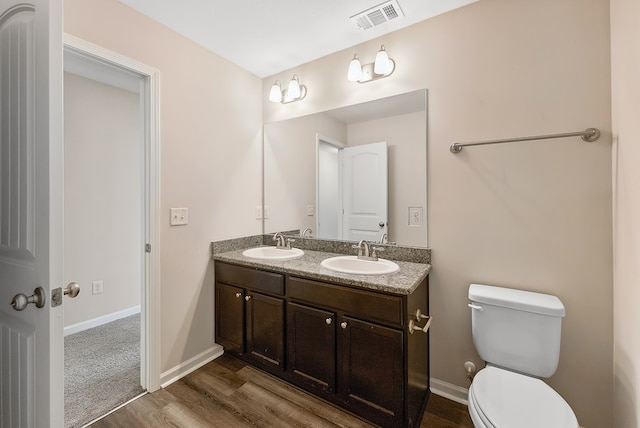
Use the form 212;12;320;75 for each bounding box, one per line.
320;256;399;275
242;246;304;260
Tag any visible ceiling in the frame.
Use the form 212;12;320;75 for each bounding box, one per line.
119;0;477;78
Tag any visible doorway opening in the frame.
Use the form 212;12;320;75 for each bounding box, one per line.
62;34;160;426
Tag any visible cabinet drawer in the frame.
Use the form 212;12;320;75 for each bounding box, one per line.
288;276;403;326
215;262;284;295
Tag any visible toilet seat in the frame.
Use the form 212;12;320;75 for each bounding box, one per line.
468;366;579;428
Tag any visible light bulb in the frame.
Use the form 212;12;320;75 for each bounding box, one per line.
347;54;363;82
288;75;301;99
374;45;391;75
269;81;282;103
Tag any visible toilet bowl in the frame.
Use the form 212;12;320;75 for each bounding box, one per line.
467;284;579;428
468;366;578;428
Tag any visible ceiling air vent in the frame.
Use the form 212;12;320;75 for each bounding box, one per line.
350;0;405;31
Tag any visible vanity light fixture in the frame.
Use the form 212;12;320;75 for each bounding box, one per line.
269;74;307;104
347;44;395;83
348;54;363;81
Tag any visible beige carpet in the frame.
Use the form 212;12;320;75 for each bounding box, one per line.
64;314;145;427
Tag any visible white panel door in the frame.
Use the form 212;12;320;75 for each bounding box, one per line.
0;0;64;427
342;142;388;242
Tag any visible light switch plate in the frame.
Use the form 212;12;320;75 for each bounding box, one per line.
170;208;188;226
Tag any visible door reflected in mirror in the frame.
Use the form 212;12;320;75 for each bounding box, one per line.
264;89;428;247
317;140;388;242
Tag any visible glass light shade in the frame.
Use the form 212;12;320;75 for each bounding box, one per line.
374;45;391;75
347;54;363;82
288;75;301;99
269;81;282;103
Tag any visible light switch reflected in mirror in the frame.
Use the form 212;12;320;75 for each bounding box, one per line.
263;89;428;248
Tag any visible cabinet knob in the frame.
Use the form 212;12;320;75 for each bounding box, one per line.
245;295;252;301
340;321;348;329
325;317;332;325
235;292;242;298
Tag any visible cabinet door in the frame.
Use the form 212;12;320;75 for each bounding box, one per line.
339;316;404;428
287;302;336;393
246;292;285;369
215;282;245;355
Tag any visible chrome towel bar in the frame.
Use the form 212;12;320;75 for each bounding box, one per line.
449;128;601;154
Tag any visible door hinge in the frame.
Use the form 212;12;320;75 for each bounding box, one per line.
145;243;151;253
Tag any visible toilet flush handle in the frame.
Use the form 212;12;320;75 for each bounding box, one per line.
468;303;484;311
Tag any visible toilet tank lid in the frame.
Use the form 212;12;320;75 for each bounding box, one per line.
469;284;565;317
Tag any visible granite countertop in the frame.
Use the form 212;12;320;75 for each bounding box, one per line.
212;247;431;295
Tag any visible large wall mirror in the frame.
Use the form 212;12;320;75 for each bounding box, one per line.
264;89;428;247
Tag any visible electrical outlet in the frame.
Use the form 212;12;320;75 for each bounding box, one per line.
92;280;103;295
408;207;423;226
255;205;263;219
306;205;314;216
170;208;188;226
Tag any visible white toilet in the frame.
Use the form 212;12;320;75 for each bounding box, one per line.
467;283;579;428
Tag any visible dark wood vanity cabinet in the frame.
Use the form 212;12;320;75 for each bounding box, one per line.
214;262;285;373
287;302;337;394
214;260;430;428
340;315;404;425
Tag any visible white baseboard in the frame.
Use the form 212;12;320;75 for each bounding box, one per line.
160;344;224;388
430;377;469;406
64;305;141;336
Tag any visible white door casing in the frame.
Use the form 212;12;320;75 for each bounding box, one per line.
0;0;64;427
62;33;162;393
342;141;388;242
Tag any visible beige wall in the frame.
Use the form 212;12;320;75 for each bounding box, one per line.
63;72;141;326
264;0;613;426
611;0;640;426
65;0;263;372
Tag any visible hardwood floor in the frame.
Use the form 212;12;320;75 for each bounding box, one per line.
90;354;473;428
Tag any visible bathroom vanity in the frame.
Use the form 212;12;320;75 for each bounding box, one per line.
213;244;431;428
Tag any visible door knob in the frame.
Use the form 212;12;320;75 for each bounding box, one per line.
379;221;386;228
64;282;80;298
11;287;46;311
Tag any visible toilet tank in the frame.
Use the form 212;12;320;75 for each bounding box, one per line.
468;284;566;378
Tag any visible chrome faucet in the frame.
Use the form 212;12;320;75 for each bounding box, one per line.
352;239;384;261
301;228;313;238
273;232;287;249
352;240;371;259
378;233;388;244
